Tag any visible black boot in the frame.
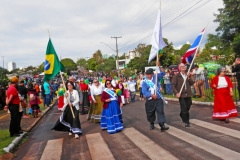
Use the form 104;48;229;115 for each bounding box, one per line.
150;123;154;130
159;123;169;131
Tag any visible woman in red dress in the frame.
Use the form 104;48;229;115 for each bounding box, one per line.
211;67;238;123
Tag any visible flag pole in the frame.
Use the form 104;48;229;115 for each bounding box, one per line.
47;30;75;118
178;27;208;95
155;0;161;95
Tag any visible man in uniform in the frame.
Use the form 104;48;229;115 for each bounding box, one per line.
142;62;169;131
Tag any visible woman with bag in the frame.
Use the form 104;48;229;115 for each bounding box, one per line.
52;81;82;139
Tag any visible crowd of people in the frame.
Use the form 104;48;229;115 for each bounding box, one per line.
2;60;239;138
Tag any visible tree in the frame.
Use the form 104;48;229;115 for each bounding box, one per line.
214;0;240;56
174;44;191;56
76;58;88;69
61;58;77;75
87;58;98;71
93;50;103;64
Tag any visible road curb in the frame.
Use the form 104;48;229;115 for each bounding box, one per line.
3;100;57;153
164;97;214;106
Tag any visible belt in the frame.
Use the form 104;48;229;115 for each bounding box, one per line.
82;90;88;92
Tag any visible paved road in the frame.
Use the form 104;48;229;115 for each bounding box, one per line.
13;99;240;160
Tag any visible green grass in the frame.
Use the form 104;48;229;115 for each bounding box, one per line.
0;130;15;156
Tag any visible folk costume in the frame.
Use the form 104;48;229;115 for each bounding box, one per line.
116;82;125;104
172;72;194;127
52;89;82;135
88;83;104;122
79;80;90;114
101;88;123;134
57;88;65;110
142;68;169;131
211;75;238;119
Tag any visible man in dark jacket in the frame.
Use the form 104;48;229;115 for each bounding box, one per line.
18;81;28;101
232;58;240;100
172;63;194;127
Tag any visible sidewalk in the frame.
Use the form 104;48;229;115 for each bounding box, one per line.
0;100;57;159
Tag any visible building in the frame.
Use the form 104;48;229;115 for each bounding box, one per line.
116;59;131;70
128;50;140;59
7;61;16;72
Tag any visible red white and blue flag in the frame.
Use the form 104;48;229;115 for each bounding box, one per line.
181;28;205;64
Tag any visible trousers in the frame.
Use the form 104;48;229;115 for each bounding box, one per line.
8;104;20;135
179;97;192;124
145;98;166;123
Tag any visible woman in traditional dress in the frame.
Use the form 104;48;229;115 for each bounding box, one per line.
88;79;104;122
211;67;238;123
100;79;123;134
52;81;82;139
122;78;130;104
79;78;90;114
116;79;125;104
57;84;65;110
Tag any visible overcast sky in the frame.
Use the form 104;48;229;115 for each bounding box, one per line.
0;0;224;68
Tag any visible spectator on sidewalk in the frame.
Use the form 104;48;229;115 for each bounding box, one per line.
4;77;21;137
193;65;206;98
0;88;6;110
203;67;209;89
18;81;28;117
43;81;51;107
163;70;172;95
232;57;240;100
128;77;136;102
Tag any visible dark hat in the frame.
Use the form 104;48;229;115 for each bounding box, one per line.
145;68;154;75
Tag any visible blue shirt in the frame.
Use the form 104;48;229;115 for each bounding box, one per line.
142;72;165;99
43;82;50;94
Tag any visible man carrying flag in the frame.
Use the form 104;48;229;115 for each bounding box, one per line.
172;28;206;127
142;9;169;131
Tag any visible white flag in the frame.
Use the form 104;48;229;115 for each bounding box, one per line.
148;9;167;63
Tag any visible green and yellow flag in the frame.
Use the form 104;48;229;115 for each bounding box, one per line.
44;39;65;81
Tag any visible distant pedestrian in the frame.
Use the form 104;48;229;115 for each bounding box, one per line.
128;77;136;102
211;67;238;123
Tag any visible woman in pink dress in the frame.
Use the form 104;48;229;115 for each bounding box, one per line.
122;78;130;103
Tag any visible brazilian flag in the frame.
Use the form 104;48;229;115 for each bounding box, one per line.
44;39;65;81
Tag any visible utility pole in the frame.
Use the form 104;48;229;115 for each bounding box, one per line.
1;56;4;69
111;36;122;77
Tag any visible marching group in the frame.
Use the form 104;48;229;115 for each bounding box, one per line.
2;61;239;138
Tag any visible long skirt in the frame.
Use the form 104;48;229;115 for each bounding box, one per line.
87;95;103;123
212;88;238;119
123;89;130;98
58;96;64;110
80;92;89;114
52;105;82;134
100;100;123;134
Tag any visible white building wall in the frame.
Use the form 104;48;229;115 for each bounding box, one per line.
7;62;16;72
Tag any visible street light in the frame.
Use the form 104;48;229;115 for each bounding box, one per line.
100;42;120;77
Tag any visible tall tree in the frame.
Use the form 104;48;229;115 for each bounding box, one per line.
214;0;240;56
61;58;77;75
76;58;88;69
93;50;103;64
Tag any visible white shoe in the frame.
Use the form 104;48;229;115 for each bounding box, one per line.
69;132;72;136
75;134;79;139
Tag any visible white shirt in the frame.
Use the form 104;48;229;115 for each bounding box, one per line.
140;80;144;87
91;84;104;101
217;77;228;89
128;81;136;92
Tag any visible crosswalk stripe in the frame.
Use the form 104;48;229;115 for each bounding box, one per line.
122;127;178;160
230;118;240;123
86;133;115;160
40;138;63;160
156;125;240;159
191;119;240;140
22;141;46;160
